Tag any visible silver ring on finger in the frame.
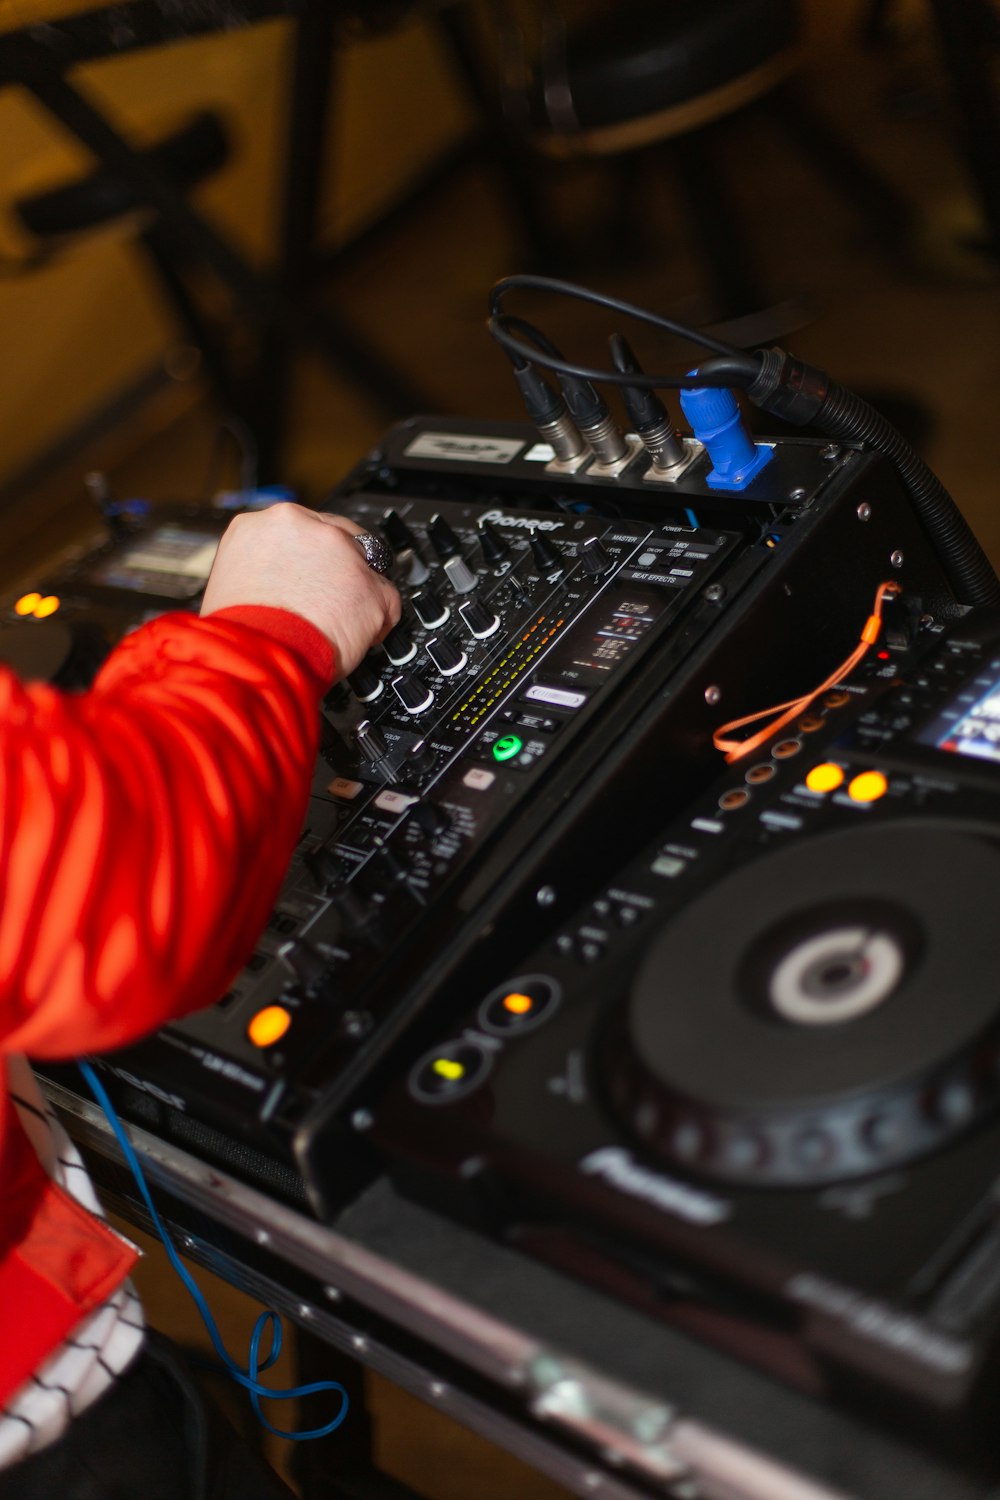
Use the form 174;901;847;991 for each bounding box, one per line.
352;531;393;575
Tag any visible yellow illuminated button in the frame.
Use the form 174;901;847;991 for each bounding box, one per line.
33;596;60;619
14;592;41;616
848;770;889;803
247;1005;292;1048
432;1057;465;1082
503;992;534;1016
805;763;845;794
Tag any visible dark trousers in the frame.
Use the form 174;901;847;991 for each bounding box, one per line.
0;1331;295;1500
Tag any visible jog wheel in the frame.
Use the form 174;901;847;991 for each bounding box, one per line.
604;821;1000;1187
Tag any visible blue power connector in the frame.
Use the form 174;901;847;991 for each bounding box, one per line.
679;382;773;491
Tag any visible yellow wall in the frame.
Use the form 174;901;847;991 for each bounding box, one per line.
0;10;471;485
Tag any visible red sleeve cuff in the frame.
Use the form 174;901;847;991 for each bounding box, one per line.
209;606;336;685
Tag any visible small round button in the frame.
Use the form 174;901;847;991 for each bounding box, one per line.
745;763;776;785
479;975;561;1035
410;1041;492;1104
492;734;523;763
772;738;802;760
847;770;888;803
805;762;845;794
247;1005;293;1048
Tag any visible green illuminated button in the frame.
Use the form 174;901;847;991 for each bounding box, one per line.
493;734;524;762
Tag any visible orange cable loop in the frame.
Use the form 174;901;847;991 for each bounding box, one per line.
712;581;902;764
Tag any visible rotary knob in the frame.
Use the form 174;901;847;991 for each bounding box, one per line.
411;587;450;628
529;532;562;573
382;619;417;665
381;509;417;551
458;598;501;640
426;634;468;676
478;520;509;565
355;718;389;763
277;938;333;996
579;537;612;578
413;799;451;837
392;671;434;715
444;555;479;595
347;657;384;703
304;843;343;892
426;514;461;560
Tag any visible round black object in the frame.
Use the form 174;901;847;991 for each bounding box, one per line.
605;822;1000;1187
0;621;75;684
0;619;110;688
538;0;799;133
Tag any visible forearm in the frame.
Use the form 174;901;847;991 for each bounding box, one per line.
0;608;332;1059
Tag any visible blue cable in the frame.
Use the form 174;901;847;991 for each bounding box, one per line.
78;1060;348;1441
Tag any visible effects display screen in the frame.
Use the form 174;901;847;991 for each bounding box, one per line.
86;526;220;599
560;585;666;683
918;662;1000;764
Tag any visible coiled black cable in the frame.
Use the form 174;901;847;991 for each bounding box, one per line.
748;350;1000;609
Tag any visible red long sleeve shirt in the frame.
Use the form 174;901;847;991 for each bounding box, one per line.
0;605;333;1405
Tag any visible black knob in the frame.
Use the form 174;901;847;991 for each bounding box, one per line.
392;671;434;715
373;838;409;882
530;532;562;573
458;598;501;640
355;718;388;763
411;587;450;628
382;619;417;665
478;520;509;565
426;633;468;676
347;657;383;703
330;884;371;932
382;510;429;585
413;800;450;837
444;555;479;595
403;738;434;775
277;938;332;995
427;513;461;559
381;509;417;551
580;536;612;578
304;843;343;892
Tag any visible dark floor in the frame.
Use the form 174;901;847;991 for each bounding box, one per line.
13;18;1000;1499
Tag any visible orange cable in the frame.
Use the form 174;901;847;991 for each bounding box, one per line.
712;581;902;764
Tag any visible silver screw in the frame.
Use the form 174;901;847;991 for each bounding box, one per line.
789;487;807;501
703;582;726;603
890;549;905;568
324;1286;342;1302
821;444;841;461
536;885;557;907
856;503;872;522
704;684;722;706
351;1108;374;1132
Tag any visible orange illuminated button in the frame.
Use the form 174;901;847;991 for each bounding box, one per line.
13;592;41;616
480;975;560;1035
33;596;60;618
247;1005;293;1048
805;763;845;795
502;991;535;1016
848;770;888;803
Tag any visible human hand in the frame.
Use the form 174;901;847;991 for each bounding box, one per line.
200;504;400;678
